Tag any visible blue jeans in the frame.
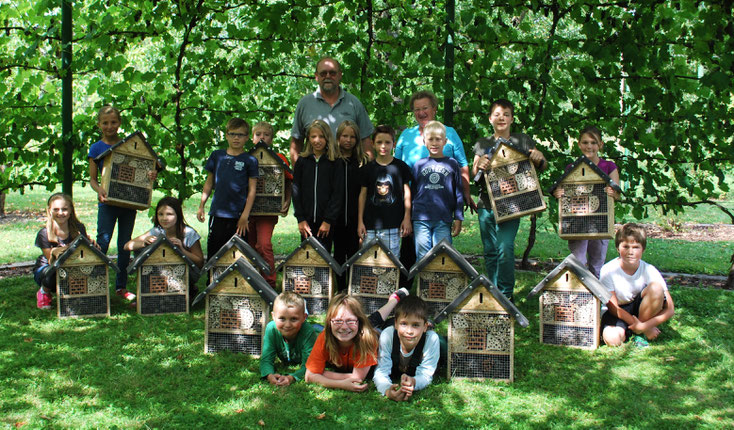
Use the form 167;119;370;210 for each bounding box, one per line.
478;208;520;299
366;228;401;257
96;203;137;290
413;220;452;261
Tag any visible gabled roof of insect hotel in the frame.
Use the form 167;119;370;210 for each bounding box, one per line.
275;236;343;275
527;254;612;303
249;140;293;174
192;258;277;306
341;236;408;276
407;238;479;280
48;235;120;274
547;155;623;195
434;275;529;327
92;131;165;169
127;235;201;277
485;137;529;161
201;235;271;275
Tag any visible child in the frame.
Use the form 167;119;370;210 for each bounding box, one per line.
373;296;440;402
260;292;319;386
197;118;259;259
472;99;547;301
411;120;464;261
553;126;621;278
304;293;379;392
33;193;93;309
333;120;370;291
125;197;204;295
88;105;156;301
291;119;344;252
247;121;292;288
600;223;675;347
358;124;413;257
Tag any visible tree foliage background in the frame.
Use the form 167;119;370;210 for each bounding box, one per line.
1;0;732;220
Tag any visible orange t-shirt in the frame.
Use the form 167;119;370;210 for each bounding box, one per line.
276;153;294;180
306;331;377;373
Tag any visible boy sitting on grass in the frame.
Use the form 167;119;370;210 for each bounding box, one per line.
260;292;319;386
373;296;440;401
600;223;675;347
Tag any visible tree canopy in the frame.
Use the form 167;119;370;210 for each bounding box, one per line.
1;0;732;221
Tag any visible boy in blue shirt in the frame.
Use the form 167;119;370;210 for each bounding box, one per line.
197;118;259;258
411;120;464;260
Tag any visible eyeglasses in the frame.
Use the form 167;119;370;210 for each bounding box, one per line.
227;132;247;138
318;70;339;78
330;319;358;327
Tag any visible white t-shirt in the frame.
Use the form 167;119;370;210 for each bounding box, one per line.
599;257;667;306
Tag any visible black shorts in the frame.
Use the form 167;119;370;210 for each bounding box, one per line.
601;292;667;339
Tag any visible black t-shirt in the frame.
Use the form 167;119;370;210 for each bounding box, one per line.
359;158;413;230
33;224;88;270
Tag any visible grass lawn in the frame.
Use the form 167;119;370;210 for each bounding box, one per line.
2;185;733;276
1;272;732;429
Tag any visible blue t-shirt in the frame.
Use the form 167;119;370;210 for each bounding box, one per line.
204;149;259;219
88;140;113;169
395;125;468;169
411;157;464;223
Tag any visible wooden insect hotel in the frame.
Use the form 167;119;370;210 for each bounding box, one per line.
483;138;546;223
343;237;408;315
201;235;272;283
408;239;479;318
192;258;277;355
48;235;119;318
548;155;623;239
435;275;529;381
93;131;163;210
527;254;611;349
276;237;342;315
249;140;293;216
128;236;200;315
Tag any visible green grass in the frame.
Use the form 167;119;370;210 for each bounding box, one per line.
3;184;733;275
1;273;732;429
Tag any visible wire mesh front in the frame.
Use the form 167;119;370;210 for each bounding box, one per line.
140;264;187;294
59;296;108;317
487;160;544;220
108;154;155;205
140;294;187;315
251;166;285;215
207;295;266;333
560;215;609;235
304;296;329;315
559;183;612;236
542;324;595;348
356;295;389;316
251;195;284;215
450;352;511;380
451;313;511;353
284;266;331;297
350;265;398;295
58;265;107;295
206;332;262;355
418;271;466;316
541;290;595;326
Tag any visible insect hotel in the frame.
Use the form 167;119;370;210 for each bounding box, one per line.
527;254;611;349
276;237;342;315
93;131;163;210
127;236;200;315
548;155;622;239
408;239;479;318
192;258;277;355
201;235;272;283
48;235;119;318
483;138;546;222
249;140;292;216
435;275;529;382
343;237;408;315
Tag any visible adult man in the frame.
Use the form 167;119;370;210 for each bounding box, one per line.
289;57;374;163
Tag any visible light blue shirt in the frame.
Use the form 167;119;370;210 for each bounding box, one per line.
290;87;374;141
373;326;440;396
395;125;468;169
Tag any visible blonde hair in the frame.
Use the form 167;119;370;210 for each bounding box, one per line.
46;193;83;243
97;105;121;122
423;120;446;138
273;291;305;313
300;120;340;161
252;121;274;137
336;120;369;166
323;294;378;368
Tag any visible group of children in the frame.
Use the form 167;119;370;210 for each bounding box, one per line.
32;97;675;390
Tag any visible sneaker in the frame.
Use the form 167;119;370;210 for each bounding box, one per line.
632;335;649;349
37;288;52;310
116;288;136;301
390;287;410;302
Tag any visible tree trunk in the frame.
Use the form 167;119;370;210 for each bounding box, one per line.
726;252;734;290
0;191;5;216
521;214;537;270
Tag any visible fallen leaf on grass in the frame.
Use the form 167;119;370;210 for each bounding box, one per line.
24;338;32;343
315;413;326;420
665;356;675;361
230;385;237;391
235;409;244;414
258;419;265;426
14;422;27;428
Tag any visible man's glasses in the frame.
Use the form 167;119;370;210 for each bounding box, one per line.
227;132;247;138
318;70;339;78
330;319;358;327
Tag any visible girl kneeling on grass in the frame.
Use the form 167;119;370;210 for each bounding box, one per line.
124;197;204;297
305;293;380;392
33;193;95;309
